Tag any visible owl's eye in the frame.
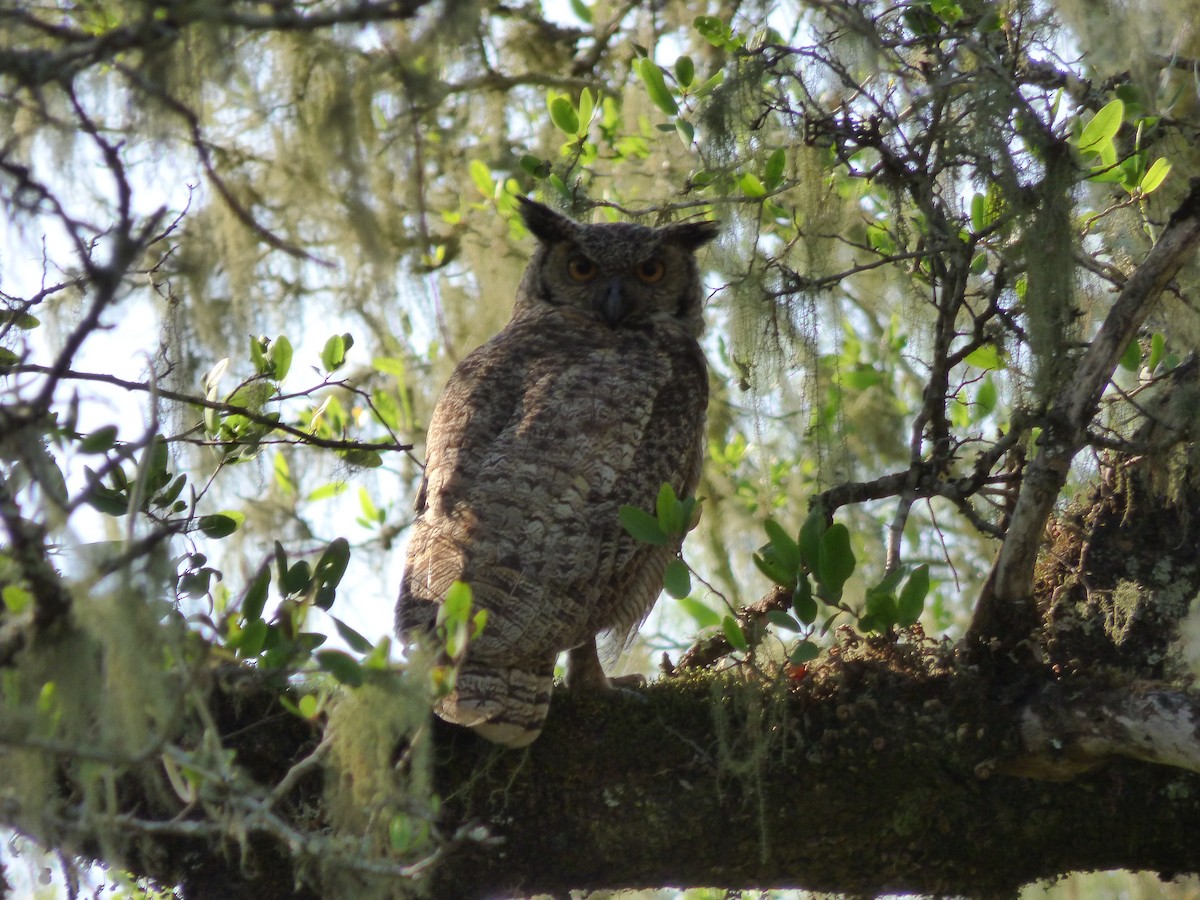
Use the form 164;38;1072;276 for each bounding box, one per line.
567;255;598;282
634;259;666;284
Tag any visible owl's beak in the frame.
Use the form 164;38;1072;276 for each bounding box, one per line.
597;277;631;327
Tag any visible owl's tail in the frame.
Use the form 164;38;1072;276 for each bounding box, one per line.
436;662;553;748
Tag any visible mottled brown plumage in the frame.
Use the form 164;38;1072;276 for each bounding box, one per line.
396;197;717;746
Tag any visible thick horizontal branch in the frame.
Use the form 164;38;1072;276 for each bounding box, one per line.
1006;684;1200;780
71;651;1200;900
422;665;1200;899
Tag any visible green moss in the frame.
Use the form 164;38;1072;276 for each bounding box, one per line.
320;672;435;899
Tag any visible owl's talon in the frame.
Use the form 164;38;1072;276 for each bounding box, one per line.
609;673;647;688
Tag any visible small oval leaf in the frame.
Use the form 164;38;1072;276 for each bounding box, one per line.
663;558;691;599
722;615;748;652
898;564;930;627
317;650;365;687
1078;98;1124;156
549;95;579;135
619;505;669;545
638;58;679;116
199;512;243;539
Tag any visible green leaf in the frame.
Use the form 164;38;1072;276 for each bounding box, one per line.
198;512;243;539
297;694;319;719
153;473;187;508
439;580;473;628
1118;338;1142;372
817;523;855;599
792;578;817;625
358;487;382;524
577;87;594;132
1078;98;1124;157
177;571;211;600
317;650;365;687
307;481;349;502
663;558;691;599
273;541;288;582
619;505;669;545
235;617;270;657
656;482;682;534
1148;332;1166;372
1140;157;1171;195
79;425;119;454
753;551;795;588
548;95;579;135
321;334;347;372
975;375;998;416
242;566;271;622
738;172;767;198
763;148;786;190
865;590;898;630
692;70;725;98
798;507;825;572
638;58;679;116
333;616;374;653
568;0;592;24
471;608;488;639
963;343;1003;370
842;366;883;390
722;615;748;653
269;335;293;381
519;154;549;178
468;159;494;196
675;118;695;146
694;15;740;49
678;596;721;629
282;559;312;595
790;640;820;664
249;336;267;375
898;564;930;627
680;496;701;531
315;537;351;588
2;585;32;614
767;609;801;632
674;55;695;88
1;311;39;330
970;192;986;232
763;519;801;573
147;436;169;487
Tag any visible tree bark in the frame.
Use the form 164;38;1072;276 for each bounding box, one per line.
138;651;1200;900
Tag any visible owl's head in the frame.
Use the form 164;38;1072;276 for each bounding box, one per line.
512;197;718;338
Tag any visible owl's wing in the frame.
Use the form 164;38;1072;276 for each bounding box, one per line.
398;314;706;662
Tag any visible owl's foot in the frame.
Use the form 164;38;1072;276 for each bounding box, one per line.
566;640;648;698
610;672;647;688
565;639;611;690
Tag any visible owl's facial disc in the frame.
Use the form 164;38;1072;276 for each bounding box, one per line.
597;276;631;327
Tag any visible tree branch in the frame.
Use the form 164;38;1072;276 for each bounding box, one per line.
969;178;1200;649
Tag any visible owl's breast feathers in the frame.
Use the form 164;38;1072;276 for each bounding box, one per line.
397;311;706;654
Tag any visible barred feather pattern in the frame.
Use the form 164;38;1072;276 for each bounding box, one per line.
397;199;716;746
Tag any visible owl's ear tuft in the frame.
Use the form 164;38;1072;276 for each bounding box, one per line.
515;196;576;243
663;219;719;251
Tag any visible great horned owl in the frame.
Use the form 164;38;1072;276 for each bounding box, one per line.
396;197;717;747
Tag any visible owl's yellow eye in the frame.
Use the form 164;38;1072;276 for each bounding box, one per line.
567;255;597;282
634;258;666;284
